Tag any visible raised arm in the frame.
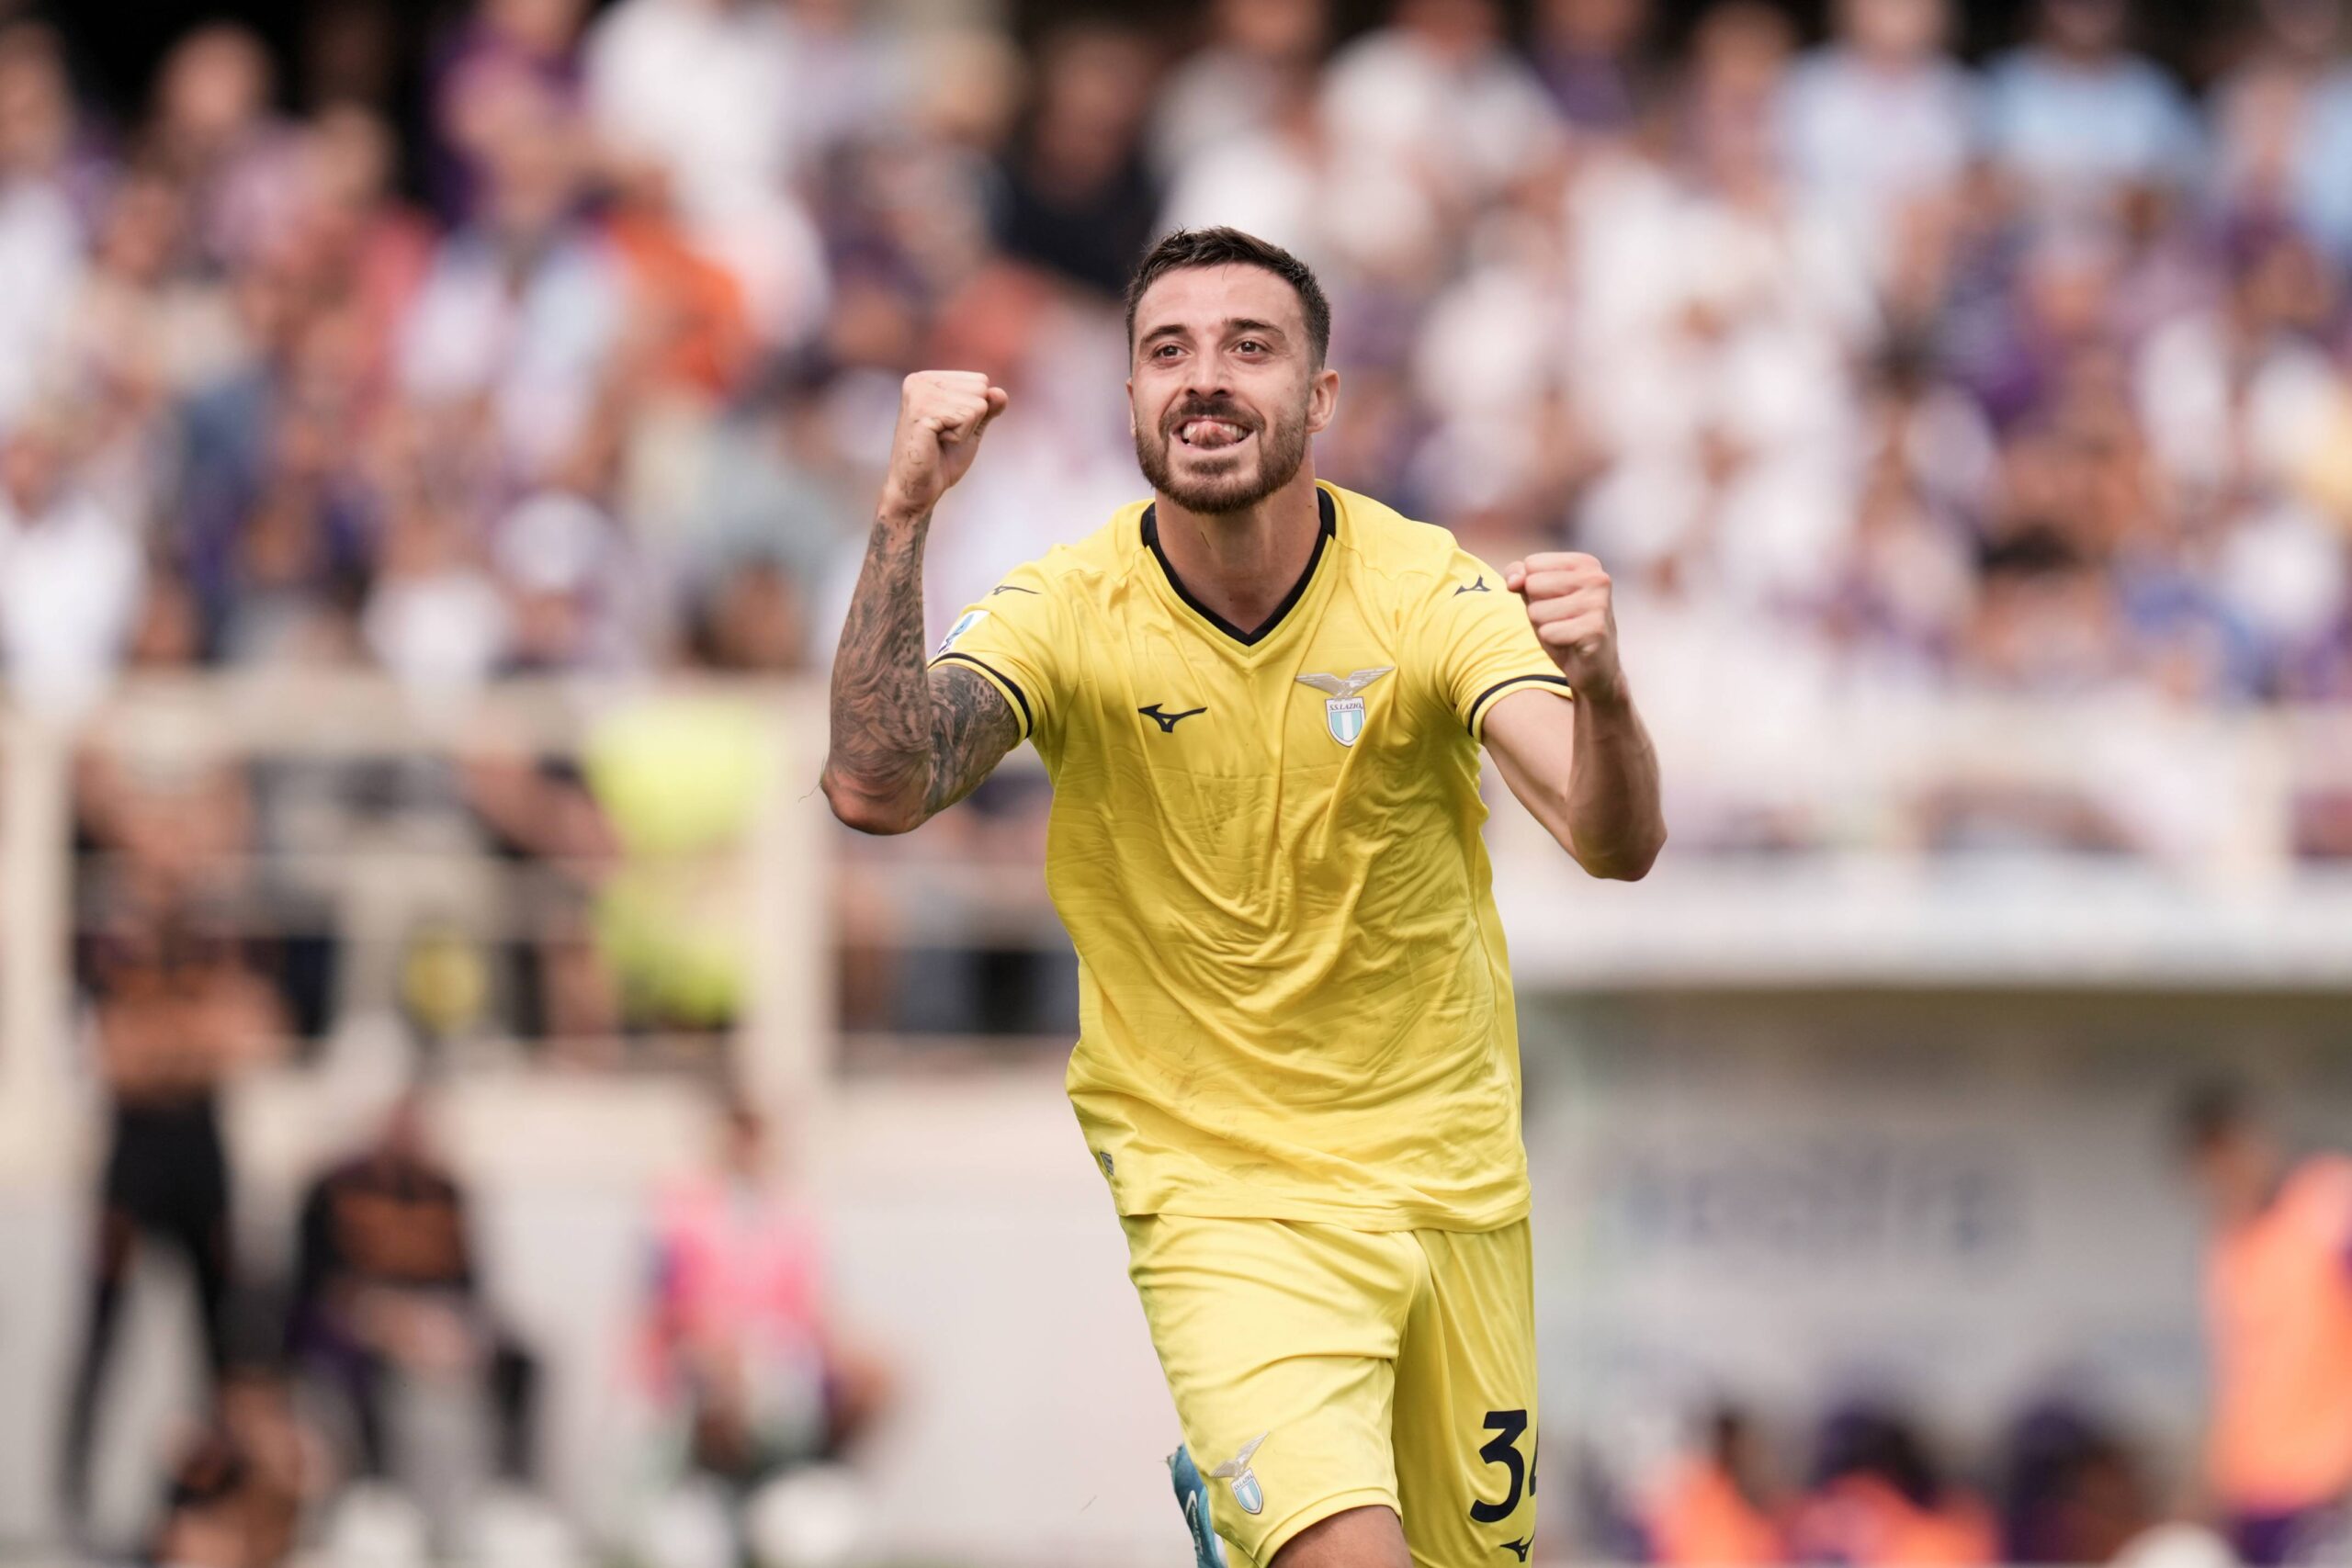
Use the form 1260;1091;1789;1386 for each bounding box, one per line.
821;372;1020;836
1483;552;1666;881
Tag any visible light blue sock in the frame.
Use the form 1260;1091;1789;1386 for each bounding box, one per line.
1169;1444;1230;1568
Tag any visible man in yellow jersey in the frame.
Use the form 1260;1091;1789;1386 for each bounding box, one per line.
822;228;1666;1568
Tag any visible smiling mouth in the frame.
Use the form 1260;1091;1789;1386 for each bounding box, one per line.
1174;416;1251;451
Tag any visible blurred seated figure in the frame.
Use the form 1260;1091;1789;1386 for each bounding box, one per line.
1997;1401;2153;1564
1790;1405;1997;1565
2177;1081;2352;1565
288;1089;540;1494
1644;1405;1787;1564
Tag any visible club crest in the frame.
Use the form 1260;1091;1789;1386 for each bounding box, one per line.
933;609;988;657
1295;667;1394;748
1208;1432;1270;1516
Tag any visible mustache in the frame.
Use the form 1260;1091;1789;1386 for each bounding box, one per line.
1163;399;1258;434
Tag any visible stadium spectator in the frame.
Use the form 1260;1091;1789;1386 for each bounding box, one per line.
994;21;1162;299
2209;0;2352;261
580;0;828;344
0;23;94;428
147;26;306;274
1148;0;1329;181
288;1089;542;1493
632;1101;890;1560
0;412;142;712
1789;1405;2000;1565
427;0;589;223
1532;0;1655;135
1982;0;2201;220
61;912;286;1534
2176;1081;2352;1566
1997;1403;2154;1564
1780;0;1978;281
1641;1405;1787;1565
1320;0;1564;223
397;70;623;490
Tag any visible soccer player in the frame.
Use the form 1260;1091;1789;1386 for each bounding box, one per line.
2177;1081;2352;1565
823;227;1665;1568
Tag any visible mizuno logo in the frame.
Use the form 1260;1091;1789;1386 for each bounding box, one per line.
1139;704;1207;733
1456;575;1492;594
1499;1539;1532;1562
990;583;1039;595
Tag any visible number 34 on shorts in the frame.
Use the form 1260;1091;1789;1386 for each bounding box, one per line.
1123;1213;1540;1567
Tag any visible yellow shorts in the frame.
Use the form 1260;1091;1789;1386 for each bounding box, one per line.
1122;1212;1538;1567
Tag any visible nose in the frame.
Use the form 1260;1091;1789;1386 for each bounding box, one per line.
1182;357;1230;402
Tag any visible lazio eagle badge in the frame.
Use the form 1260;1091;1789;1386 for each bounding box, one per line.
1295;667;1394;747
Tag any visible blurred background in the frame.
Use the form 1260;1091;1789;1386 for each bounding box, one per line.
0;0;2349;1563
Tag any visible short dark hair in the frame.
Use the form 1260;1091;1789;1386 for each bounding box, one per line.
2174;1077;2252;1161
1125;227;1332;368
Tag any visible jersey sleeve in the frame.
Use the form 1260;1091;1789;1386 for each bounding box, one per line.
1422;548;1574;740
925;559;1064;743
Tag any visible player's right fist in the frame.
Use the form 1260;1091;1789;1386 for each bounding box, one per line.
881;370;1009;522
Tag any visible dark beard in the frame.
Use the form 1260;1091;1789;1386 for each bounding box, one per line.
1135;397;1310;515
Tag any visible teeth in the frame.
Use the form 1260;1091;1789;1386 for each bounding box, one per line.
1180;419;1247;448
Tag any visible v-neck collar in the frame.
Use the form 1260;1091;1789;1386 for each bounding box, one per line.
1139;485;1337;649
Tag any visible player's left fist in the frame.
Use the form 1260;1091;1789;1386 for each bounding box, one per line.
1506;551;1625;705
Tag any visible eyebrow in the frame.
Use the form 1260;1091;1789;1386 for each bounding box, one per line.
1138;317;1292;347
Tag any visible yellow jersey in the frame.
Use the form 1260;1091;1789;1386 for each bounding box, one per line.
930;481;1571;1230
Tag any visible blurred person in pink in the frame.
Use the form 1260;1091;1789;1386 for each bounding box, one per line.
2176;1080;2352;1565
639;1101;888;1484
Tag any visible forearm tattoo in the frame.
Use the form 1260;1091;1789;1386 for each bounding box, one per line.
826;514;1017;826
922;664;1019;815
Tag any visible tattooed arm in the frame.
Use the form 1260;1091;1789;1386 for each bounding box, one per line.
822;371;1018;835
822;517;1019;833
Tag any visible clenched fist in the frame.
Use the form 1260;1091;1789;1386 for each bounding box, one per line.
1506;552;1625;705
881;370;1009;522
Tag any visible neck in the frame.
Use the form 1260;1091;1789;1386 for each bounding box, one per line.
1150;465;1325;636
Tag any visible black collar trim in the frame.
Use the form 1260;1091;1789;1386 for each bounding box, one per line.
1140;487;1336;647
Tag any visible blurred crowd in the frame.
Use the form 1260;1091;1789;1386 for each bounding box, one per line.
2;0;2352;723
67;1077;888;1568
